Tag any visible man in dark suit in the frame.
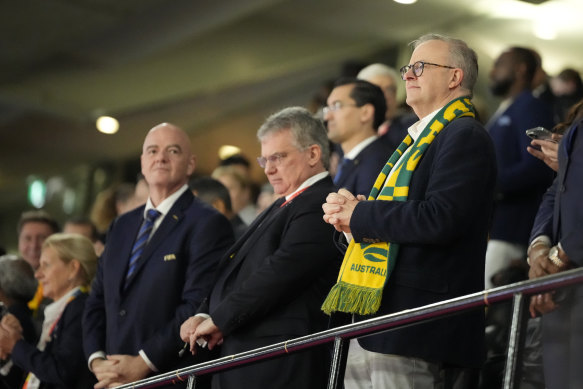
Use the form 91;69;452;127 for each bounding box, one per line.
83;123;233;388
325;78;392;197
485;47;555;289
528;109;583;389
323;34;497;388
180;107;342;389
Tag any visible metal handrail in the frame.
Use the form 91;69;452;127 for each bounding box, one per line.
115;267;583;389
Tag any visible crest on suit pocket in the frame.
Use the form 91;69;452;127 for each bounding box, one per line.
163;253;177;261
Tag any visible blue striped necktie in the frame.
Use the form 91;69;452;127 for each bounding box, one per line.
126;209;161;281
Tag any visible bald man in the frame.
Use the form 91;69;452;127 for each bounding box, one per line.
83;123;234;388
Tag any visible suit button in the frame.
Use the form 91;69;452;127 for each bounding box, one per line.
119;309;126;317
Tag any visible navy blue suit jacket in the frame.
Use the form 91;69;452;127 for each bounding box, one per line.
12;293;95;389
202;177;342;389
350;116;497;368
83;189;233;371
335;138;393;197
529;118;583;389
530;117;583;258
487;89;555;245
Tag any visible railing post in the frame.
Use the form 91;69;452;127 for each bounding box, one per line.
327;336;349;389
186;375;195;389
502;292;529;389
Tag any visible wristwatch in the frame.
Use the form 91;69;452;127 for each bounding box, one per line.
548;245;566;268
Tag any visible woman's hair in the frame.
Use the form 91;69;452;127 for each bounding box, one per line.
42;233;98;288
554;98;583;135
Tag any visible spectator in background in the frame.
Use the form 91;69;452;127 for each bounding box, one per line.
17;211;59;335
324;78;392;197
132;174;149;209
89;187;118;238
551;68;583;123
0;255;38;389
212;166;257;226
190;177;247;240
357;63;417;153
17;210;59;271
0;234;97;389
255;182;278;215
484;46;555;289
63;217;104;256
83;123;233;388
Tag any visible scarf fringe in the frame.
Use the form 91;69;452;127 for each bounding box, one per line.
321;281;383;316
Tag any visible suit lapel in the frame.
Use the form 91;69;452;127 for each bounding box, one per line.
123;190;193;292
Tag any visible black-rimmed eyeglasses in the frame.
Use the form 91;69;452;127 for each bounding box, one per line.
399;61;456;80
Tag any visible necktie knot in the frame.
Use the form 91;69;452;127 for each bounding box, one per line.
146;209;161;223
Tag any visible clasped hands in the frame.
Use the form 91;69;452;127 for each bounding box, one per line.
0;313;23;360
322;188;365;233
528;244;570;318
179;316;223;356
91;354;151;389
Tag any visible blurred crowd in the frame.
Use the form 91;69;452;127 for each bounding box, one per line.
0;34;582;389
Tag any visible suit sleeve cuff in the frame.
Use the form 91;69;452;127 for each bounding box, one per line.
88;351;106;372
139;349;159;372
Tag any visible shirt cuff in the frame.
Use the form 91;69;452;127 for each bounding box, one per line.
88;351;106;372
138;349;158;373
531;235;552;247
195;313;211;319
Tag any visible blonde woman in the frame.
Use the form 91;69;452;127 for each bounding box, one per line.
0;233;97;389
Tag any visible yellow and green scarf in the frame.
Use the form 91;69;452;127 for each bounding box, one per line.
321;96;475;316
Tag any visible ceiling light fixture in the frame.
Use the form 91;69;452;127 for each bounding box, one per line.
393;0;417;4
96;116;119;134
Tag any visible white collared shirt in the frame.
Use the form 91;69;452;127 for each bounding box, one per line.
343;135;378;160
143;184;189;237
285;171;330;201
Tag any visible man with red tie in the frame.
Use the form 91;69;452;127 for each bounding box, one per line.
180;107;342;389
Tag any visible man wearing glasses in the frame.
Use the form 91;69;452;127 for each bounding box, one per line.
324;78;393;197
180;107;342;389
322;34;497;388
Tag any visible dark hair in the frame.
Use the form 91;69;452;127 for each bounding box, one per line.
333;77;387;129
509;47;539;86
64;216;99;241
554;99;583;135
17;210;60;236
219;155;251;169
190;177;233;212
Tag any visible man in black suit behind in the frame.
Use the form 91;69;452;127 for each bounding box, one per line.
325;78;392;197
323;34;497;388
83;123;233;388
180;107;342;389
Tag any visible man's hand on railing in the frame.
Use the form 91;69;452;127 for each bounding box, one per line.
528;245;571;318
180;315;206;355
93;355;151;389
193;318;223;351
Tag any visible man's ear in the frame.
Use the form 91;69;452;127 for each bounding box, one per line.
360;103;375;125
308;144;322;167
187;155;197;176
449;68;464;89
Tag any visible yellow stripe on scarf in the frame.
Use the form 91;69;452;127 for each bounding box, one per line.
322;97;475;316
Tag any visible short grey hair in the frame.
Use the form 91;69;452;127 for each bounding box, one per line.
411;33;478;96
357;63;400;87
257;107;330;169
0;255;38;304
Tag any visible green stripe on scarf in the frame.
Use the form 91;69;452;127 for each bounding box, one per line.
322;96;475;315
